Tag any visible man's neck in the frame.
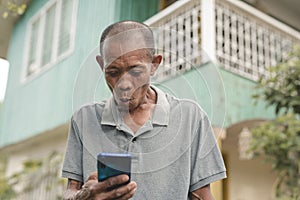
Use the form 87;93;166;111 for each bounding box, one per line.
120;87;157;133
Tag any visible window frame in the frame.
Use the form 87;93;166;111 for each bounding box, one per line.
21;0;78;83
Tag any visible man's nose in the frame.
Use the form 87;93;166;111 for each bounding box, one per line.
117;73;133;91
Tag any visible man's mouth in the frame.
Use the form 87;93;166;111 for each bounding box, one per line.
119;97;131;102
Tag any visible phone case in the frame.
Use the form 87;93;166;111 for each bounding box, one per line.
97;153;131;190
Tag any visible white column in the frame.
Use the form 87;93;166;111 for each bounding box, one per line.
201;0;216;62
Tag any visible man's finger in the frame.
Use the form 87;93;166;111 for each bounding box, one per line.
87;172;98;181
115;185;137;200
102;181;137;200
92;174;129;193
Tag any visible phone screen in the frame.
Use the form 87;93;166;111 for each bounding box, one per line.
97;153;131;189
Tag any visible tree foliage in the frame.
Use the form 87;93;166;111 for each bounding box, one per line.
253;46;300;115
250;46;300;199
0;0;27;19
250;114;300;199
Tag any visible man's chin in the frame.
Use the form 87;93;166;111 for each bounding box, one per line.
116;101;131;111
117;105;129;112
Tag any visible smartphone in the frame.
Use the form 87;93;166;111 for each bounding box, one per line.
97;153;131;190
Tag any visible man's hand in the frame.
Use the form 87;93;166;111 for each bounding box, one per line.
63;172;137;200
85;172;137;199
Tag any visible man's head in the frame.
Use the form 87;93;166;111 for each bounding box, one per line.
99;20;155;59
96;20;162;112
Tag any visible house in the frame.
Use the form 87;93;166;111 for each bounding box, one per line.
0;0;299;199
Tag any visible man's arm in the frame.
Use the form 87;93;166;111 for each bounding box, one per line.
62;179;83;200
189;184;214;200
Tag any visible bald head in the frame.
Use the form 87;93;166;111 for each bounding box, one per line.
99;20;155;58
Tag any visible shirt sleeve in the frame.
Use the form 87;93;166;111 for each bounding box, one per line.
189;112;227;191
61;116;84;183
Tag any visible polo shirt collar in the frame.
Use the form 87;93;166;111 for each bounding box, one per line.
151;85;170;125
101;85;170;126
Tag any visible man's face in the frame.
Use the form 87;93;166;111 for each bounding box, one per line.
99;40;160;112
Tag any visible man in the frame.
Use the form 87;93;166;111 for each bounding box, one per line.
62;20;226;200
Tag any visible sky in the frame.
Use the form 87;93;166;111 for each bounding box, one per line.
0;58;9;101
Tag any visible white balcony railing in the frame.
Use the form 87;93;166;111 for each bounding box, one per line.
145;0;203;82
145;0;300;82
215;0;300;80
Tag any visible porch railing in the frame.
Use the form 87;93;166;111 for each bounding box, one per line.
215;0;300;80
145;0;300;82
145;0;202;82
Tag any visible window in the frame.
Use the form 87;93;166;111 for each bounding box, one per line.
24;0;77;79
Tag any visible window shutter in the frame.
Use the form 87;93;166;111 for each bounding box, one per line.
58;0;73;56
42;3;57;66
27;19;40;75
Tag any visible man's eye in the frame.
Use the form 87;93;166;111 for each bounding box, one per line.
129;70;143;77
106;71;120;77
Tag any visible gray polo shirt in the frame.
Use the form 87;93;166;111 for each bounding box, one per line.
62;86;226;199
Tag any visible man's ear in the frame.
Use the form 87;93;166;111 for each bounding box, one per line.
96;55;104;71
150;54;162;75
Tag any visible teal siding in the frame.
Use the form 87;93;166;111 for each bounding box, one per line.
155;62;226;127
0;0;159;147
155;63;275;127
220;68;275;126
116;0;159;21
